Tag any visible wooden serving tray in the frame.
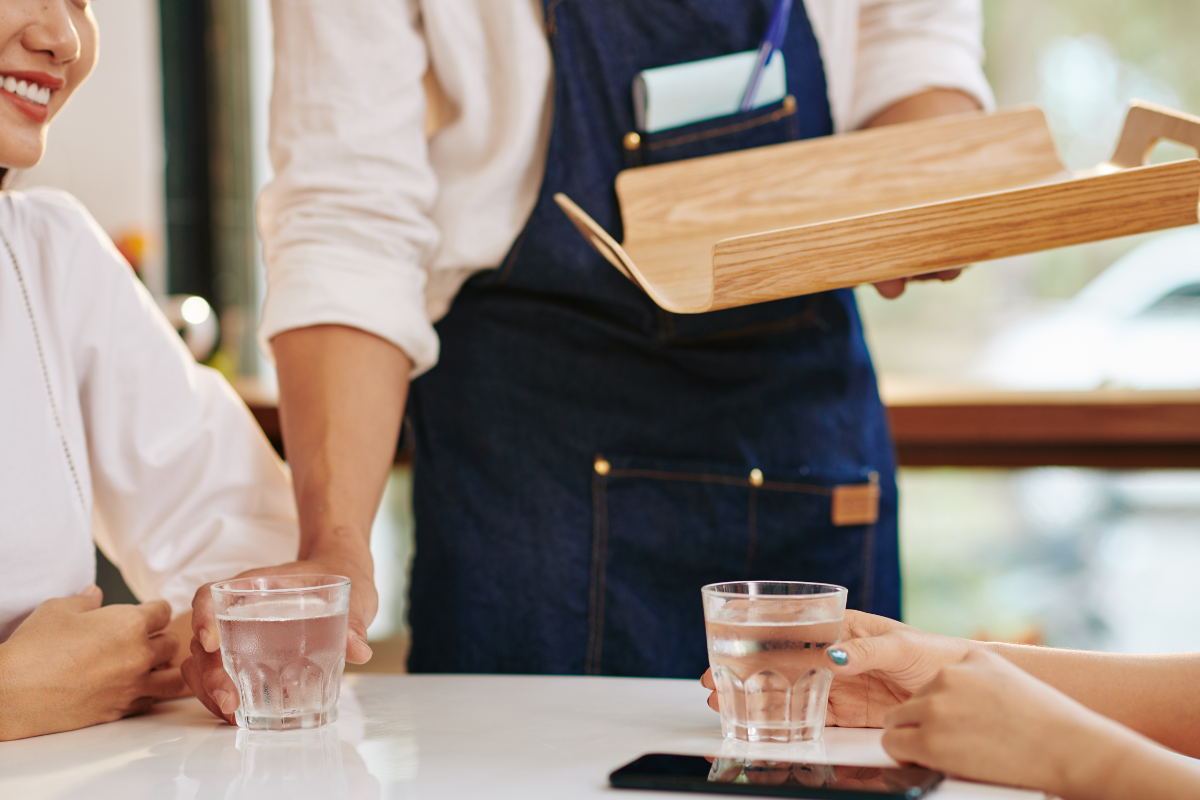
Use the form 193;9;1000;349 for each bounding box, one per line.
554;101;1200;313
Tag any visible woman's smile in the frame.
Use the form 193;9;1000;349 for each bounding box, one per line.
0;70;61;123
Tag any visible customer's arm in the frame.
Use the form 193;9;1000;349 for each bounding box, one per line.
823;611;1200;758
882;650;1200;800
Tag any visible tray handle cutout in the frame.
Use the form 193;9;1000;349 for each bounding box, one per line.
1109;100;1200;169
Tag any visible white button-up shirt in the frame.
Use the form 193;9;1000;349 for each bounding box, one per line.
0;189;298;640
258;0;994;376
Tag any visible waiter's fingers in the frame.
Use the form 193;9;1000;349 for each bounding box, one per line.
910;267;964;283
872;278;908;299
185;636;238;723
191;582;220;653
345;610;374;665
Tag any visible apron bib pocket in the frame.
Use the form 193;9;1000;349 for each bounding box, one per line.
624;95;799;168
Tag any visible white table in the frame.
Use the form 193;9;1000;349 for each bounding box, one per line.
0;675;1046;799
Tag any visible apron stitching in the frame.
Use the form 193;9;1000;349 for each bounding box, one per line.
641;100;797;151
606;467;832;496
742;486;758;578
586;465;609;674
858;523;877;611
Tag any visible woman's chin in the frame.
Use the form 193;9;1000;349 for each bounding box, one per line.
0;141;46;172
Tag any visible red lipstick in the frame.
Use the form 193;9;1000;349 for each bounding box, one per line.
0;70;63;124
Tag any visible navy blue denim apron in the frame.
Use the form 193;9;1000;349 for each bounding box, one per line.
406;0;899;678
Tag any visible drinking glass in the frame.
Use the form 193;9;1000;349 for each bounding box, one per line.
212;575;351;730
702;581;848;742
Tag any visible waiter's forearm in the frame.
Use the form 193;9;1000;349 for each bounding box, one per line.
273;325;412;564
864;88;981;128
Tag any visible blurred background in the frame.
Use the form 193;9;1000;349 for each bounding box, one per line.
40;1;1200;658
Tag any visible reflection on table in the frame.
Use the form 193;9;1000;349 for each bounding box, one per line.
0;675;1046;800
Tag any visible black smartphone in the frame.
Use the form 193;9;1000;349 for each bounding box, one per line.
610;753;943;799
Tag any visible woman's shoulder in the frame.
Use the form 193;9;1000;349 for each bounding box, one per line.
0;187;133;288
1;187;103;240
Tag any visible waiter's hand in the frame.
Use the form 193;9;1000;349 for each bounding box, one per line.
871;268;964;300
182;541;377;723
863;88;980;301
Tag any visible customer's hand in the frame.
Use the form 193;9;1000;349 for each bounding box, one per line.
881;649;1138;798
183;553;377;723
823;610;975;727
700;610;973;728
0;586;186;741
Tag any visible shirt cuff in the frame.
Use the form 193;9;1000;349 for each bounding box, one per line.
852;39;996;131
260;246;441;377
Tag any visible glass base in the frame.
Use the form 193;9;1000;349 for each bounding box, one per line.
235;704;338;731
722;719;823;743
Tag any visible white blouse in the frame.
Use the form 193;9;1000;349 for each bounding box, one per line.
0;189;298;641
258;0;994;377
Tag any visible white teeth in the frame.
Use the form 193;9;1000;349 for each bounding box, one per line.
0;75;50;105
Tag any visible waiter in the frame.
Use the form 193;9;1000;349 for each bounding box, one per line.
188;0;992;718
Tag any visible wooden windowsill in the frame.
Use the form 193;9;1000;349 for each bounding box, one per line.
236;377;1200;469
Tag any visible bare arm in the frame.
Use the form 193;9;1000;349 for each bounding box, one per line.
276;322;412;659
984;642;1200;758
184;324;411;722
817;611;1200;757
882;650;1200;800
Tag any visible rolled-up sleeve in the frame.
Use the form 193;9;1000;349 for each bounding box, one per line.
852;0;996;130
258;0;442;375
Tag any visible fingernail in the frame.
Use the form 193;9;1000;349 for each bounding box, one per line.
82;584;102;599
214;690;238;715
199;629;215;652
828;648;849;666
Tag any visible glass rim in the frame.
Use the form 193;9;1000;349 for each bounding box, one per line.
701;580;848;598
210;574;351;595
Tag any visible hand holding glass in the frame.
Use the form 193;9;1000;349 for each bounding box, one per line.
211;575;350;730
703;581;848;742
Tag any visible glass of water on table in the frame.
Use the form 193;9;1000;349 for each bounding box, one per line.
211;575;351;730
703;581;848;742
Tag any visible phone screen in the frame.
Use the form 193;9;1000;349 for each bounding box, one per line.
609;753;943;799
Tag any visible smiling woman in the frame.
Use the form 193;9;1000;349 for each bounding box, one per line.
0;0;299;741
0;0;94;167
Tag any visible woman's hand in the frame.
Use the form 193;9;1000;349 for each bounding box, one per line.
700;610;974;728
0;586;186;741
881;650;1169;799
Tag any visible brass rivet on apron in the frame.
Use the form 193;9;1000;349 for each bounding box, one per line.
594;456;611;475
749;468;764;487
781;94;796;113
623;131;642;150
